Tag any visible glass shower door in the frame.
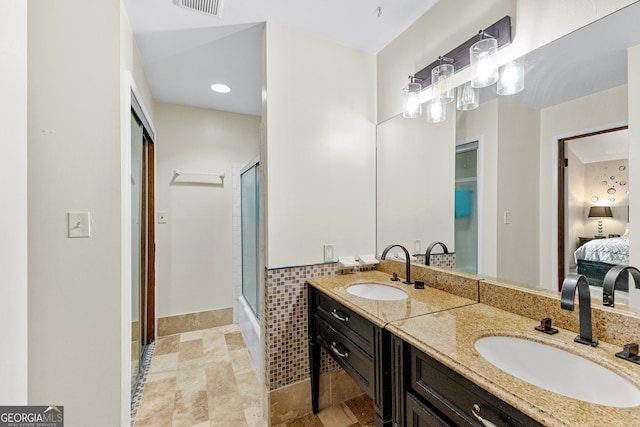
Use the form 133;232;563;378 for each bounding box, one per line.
241;161;260;318
455;142;478;273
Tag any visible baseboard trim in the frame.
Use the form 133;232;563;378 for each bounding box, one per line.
157;307;232;336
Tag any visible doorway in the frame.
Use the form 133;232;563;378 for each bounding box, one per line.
131;111;156;392
455;141;479;274
557;125;629;291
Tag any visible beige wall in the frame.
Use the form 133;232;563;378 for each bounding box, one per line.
0;0;28;405
28;0;125;425
154;102;260;317
496;99;540;285
629;44;640;307
264;23;376;268
567;149;586;269
120;3;155;120
377;104;456;255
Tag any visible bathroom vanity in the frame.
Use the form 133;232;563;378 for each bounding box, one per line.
307;267;640;427
308;285;392;426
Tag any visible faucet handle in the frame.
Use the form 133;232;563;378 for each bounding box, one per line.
616;343;640;365
534;317;558;335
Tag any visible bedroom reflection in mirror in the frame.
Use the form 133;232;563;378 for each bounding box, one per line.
560;126;629;303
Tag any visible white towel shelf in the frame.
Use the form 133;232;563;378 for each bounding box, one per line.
173;169;225;185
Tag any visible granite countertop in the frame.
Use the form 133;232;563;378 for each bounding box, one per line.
306;270;477;328
387;303;640;427
308;271;640;426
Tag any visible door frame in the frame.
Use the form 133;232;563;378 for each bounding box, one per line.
556;125;628;290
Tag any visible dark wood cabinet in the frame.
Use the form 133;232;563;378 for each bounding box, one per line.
308;286;543;427
394;337;542;427
308;285;392;427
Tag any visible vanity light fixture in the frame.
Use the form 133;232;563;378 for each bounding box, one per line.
497;60;525;95
456;81;479;111
403;16;511;122
210;83;231;93
402;76;423;118
470;32;499;88
432;57;455;104
426;99;446;123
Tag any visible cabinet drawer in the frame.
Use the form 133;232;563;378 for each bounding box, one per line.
318;318;374;396
317;292;374;355
411;347;541;427
406;392;449;427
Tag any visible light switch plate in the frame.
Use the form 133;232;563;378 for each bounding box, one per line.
68;211;91;238
158;211;167;224
414;239;422;253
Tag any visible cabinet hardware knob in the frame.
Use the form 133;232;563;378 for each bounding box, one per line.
472;404;498;427
331;309;349;322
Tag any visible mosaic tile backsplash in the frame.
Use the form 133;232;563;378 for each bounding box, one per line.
414;252;456;269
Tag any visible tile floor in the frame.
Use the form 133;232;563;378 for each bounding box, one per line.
134;324;374;427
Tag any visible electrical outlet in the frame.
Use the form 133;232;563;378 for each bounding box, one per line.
323;244;334;262
414;239;422;253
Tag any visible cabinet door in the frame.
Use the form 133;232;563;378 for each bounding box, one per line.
406;393;450;427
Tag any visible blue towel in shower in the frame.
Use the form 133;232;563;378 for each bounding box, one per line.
455;188;472;218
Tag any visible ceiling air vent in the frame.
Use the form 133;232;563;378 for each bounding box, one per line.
173;0;224;18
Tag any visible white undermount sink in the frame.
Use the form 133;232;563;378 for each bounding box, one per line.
346;283;408;301
474;336;640;408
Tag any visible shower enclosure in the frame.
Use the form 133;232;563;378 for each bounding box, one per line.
238;157;261;373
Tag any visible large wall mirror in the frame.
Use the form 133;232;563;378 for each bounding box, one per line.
377;1;640;306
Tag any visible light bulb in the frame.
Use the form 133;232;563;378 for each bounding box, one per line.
403;82;422;118
427;99;446;123
470;38;498;88
497;60;524;95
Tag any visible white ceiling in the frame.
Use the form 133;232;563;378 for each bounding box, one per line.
124;0;440;116
569;130;629;165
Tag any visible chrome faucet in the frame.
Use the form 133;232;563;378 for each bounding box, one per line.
602;265;640;307
560;274;598;347
381;244;413;285
424;241;449;266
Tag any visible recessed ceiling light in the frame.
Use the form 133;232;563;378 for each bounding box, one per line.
210;83;231;93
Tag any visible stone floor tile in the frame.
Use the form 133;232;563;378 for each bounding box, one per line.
155;335;180;355
179;338;204;362
316;404;358;427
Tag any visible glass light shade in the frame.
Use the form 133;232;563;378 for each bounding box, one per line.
470;38;498;88
426;99;446;123
456;82;479;111
432;63;455;104
402;82;422;118
497;60;525;95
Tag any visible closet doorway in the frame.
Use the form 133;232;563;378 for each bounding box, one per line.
131;110;156;391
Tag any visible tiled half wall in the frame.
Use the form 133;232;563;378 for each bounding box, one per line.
263;263;341;391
